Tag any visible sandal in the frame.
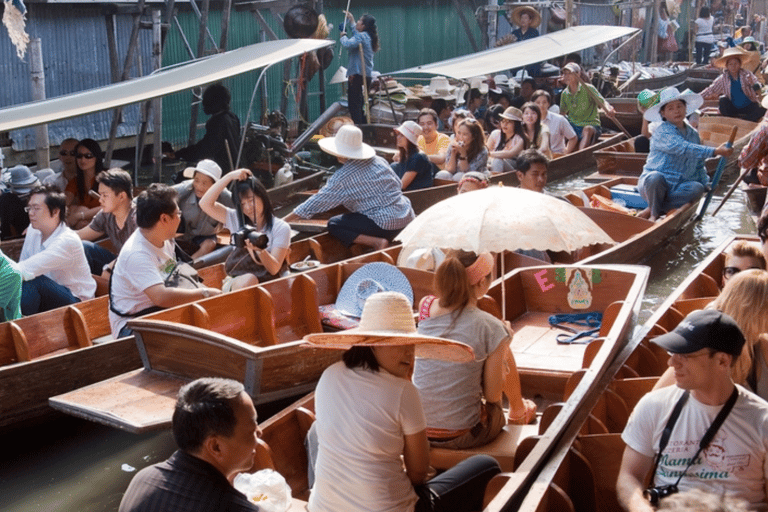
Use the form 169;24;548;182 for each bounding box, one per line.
508;399;537;425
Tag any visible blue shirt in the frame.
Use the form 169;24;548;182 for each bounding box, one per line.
640;121;715;188
294;156;415;230
392;152;433;191
730;77;750;108
341;27;373;77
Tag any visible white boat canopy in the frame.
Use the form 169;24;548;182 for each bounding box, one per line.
0;38;333;133
390;25;640;79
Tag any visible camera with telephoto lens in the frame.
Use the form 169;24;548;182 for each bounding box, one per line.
230;225;268;250
643;484;678;506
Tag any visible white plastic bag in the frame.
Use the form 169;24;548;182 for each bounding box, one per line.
233;469;292;512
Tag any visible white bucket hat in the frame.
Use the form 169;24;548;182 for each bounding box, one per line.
183;159;223;181
394;121;423;147
303;291;475;362
2;165;40;194
643;87;703;122
494;74;509;87
468;76;489;95
318;124;375;160
421;76;457;100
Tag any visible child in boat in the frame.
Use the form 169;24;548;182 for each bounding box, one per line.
304;291;501;511
638;88;733;222
413;251;537;449
199;168;291;291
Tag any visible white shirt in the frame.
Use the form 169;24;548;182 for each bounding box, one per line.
223;208;291;254
542;111;577;154
108;230;176;337
18;222;96;301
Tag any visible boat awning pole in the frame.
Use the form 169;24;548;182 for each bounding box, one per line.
599;30;643;72
237;62;278;169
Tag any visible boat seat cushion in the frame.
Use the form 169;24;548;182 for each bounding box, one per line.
318;304;359;331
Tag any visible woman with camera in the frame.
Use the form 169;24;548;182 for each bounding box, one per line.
200;169;290;291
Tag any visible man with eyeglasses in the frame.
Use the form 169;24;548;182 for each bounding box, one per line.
109;184;220;339
16;185;96;315
721;240;765;287
43;138;79;192
617;310;768;512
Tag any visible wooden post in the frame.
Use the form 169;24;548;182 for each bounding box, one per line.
487;0;497;49
650;0;662;63
219;0;231;52
105;14;120;83
151;10;163;183
565;0;573;28
29;38;49;170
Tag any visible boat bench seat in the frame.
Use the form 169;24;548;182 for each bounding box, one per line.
429;422;539;472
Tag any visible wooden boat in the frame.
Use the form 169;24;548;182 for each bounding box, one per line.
287;132;625;233
600;98;644;136
217;263;648;511
494;236;752;511
588;116;758;182
621;65;689;93
684;66;722;93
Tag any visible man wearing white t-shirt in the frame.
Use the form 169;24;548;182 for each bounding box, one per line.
109;184;220;338
617;310;768;511
532;90;577;155
18;185;96;315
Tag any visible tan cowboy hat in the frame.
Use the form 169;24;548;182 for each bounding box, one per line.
318;124;376;160
303;291;475;362
319;116;354;137
714;46;758;69
510;6;541;28
499;106;523;122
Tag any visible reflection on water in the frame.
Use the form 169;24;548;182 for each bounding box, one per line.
0;167;759;512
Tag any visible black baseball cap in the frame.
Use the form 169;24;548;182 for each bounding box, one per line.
652;309;745;357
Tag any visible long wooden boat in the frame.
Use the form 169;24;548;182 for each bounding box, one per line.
214;263;648;511
621;65;689;93
287;132;625;233
589;116;758;182
491;236;751;511
684;66;722;93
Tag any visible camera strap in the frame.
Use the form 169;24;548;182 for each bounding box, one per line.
651;387;739;487
650;390;689;486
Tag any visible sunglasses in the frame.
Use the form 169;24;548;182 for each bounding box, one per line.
59;150;76;157
76;153;95;159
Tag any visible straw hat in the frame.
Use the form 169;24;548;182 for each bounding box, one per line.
318;124;375;160
2;165;40;194
643;87;703;122
319;116;354;137
382;79;407;95
420;76;457;100
303;291;475;362
183;159;222;181
510;6;541;28
714;46;757;69
499;106;523;122
334;262;413;318
636;89;660;111
394;121;423;147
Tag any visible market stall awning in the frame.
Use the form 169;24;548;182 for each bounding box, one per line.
390;25;640;80
0;38;333;133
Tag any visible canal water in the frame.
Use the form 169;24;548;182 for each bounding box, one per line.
0;166;758;512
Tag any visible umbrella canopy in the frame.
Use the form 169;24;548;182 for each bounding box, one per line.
395;187;614;254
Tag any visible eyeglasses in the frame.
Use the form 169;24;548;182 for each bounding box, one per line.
76;153;95;159
723;266;763;278
24;206;45;213
666;350;714;361
59;150;76;157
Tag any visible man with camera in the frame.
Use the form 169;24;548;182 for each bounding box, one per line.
616;310;768;511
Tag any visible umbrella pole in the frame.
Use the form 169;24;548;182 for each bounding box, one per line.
501;254;506;322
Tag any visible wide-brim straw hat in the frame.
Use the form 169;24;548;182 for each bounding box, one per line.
510;6;541;28
334;262;414;318
394;120;422;147
499;106;523;122
643;87;704;122
319;116;354;137
318;124;375;160
714;46;758;69
183;159;222;181
420;76;457;100
304;291;476;362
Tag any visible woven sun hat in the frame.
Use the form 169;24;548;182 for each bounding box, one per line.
394;121;422;147
713;46;755;69
421;76;457;100
318;124;375;160
304;291;475;362
2;165;40;194
510;5;541;28
643;87;703;122
319;116;354;137
499;106;523;122
636;89;660;111
330;66;348;85
183;159;222;181
334;262;414;318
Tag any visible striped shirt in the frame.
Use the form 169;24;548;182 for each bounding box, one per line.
701;68;761;103
641;121;714;187
293;156;415;230
739;121;768;170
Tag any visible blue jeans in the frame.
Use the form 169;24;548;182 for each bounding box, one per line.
21;275;80;315
82;241;116;275
328;212;402;247
638;171;706;219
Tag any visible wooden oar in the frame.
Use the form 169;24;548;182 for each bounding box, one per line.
711;166;751;217
696;125;739;220
576;74;632;139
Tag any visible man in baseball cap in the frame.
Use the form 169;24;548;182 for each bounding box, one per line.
617;310;768;511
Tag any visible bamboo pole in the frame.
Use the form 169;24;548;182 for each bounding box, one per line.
359;44;370;124
29;39;49;170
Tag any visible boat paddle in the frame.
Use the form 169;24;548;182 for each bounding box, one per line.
696;125;739;220
711;166;751;217
576;73;632;140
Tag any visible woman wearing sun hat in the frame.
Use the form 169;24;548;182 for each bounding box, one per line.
304;291;501;512
638;87;733;221
701;47;766;122
291;124;415;250
486;106;525;173
391;121;433;191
